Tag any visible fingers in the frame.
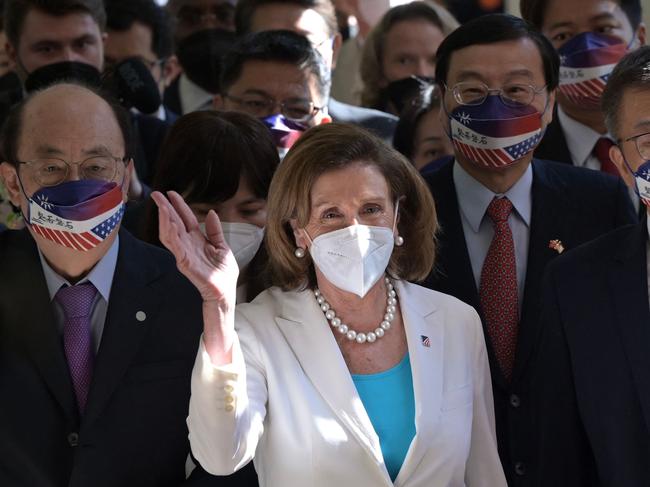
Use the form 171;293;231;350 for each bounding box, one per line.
167;190;199;232
204;209;228;250
152;190;189;233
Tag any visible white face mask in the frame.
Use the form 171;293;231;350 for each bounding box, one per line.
307;224;395;298
200;221;264;270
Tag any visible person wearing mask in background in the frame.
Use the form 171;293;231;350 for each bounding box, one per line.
215;30;332;157
105;0;181;122
360;1;458;116
3;0;171;191
392;85;454;174
423;14;636;486
165;0;237;114
0;82;229;487
142;110;278;306
521;0;645;176
533;45;650;487
235;0;398;142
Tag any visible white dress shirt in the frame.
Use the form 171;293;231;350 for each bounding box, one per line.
557;106;609;170
453;162;532;306
39;236;119;353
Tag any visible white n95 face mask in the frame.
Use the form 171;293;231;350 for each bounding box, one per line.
308;224;395;298
200;221;264;270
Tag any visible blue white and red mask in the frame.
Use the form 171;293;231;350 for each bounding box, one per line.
558;32;629;107
447;95;545;169
623;160;650;208
260;114;306;159
23;179;125;251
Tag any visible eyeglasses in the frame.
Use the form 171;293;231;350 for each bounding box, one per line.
176;4;235;28
18;155;126;187
618;131;650;161
446;81;548;107
223;93;323;123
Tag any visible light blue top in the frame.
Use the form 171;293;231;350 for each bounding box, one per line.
352;353;416;481
39;235;120;353
453;161;532;308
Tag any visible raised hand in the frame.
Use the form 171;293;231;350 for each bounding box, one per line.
151;190;239;304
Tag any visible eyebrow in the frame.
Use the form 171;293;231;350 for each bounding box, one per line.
419;136;443;144
312;196;387;208
454;68;534;82
547;12;618;31
633;120;650;131
82;145;116;157
238;197;265;206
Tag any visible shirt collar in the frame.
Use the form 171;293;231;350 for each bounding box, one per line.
39;235;120;303
179;73;213;113
557;105;611;167
453;160;533;233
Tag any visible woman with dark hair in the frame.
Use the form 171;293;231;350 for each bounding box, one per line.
393;86;454;173
143;110;279;302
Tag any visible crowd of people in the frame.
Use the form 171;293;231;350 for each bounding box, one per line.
0;0;649;486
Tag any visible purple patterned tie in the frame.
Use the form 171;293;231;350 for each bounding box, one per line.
55;282;97;414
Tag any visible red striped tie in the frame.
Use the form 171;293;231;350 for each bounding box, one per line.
593;138;620;176
479;197;519;381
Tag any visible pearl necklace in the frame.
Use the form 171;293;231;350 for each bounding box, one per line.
314;277;397;344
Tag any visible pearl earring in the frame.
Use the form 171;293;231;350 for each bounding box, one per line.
294;247;306;258
395;235;404;247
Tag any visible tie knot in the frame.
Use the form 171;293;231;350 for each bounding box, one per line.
486;197;513;223
55;282;98;319
593;137;614;159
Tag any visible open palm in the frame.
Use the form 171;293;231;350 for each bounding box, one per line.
152;191;239;304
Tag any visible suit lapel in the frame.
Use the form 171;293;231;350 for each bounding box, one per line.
610;222;650;431
513;161;566;383
274;289;391;482
393;282;443;487
533;107;572;165
82;231;164;426
2;230;78;422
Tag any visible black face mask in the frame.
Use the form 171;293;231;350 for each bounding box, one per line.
176;28;236;94
24;61;102;93
385;75;435;114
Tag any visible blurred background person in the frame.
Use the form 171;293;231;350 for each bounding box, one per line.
141;110;279;305
165;0;237;114
234;0;398;142
105;0;181;121
521;0;645;174
215;30;332;156
392;85;454;173
360;1;458;115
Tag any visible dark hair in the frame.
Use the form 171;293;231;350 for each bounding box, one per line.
602;45;650;139
435;13;560;91
143;110;279;241
220;29;331;100
106;0;174;59
4;0;107;47
520;0;642;30
0;81;134;167
235;0;337;37
393;86;441;160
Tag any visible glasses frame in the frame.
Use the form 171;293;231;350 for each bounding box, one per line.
444;81;549;107
17;155;127;187
223;93;323;123
618;131;650;161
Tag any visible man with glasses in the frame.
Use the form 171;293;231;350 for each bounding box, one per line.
422;14;635;486
234;0;398;142
105;0;180;122
215;30;331;154
0;82;228;486
532;45;650;487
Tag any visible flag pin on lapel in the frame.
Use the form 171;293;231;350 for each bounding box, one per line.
548;239;565;254
420;335;431;348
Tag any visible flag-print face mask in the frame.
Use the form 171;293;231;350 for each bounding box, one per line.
22;179;125;251
557;32;629;108
446;94;545;169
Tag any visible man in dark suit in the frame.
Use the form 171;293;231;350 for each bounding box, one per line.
532;45;650;487
521;0;645;170
233;0;398;142
0;83;255;486
423;14;636;486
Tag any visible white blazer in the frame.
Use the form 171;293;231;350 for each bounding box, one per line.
188;280;506;487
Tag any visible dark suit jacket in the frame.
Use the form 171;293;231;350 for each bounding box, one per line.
132;113;172;186
533;107;574;166
0;229;258;487
327;98;397;142
422;158;636;486
533;219;650;487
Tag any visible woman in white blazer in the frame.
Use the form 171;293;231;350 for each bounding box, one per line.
152;123;506;487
